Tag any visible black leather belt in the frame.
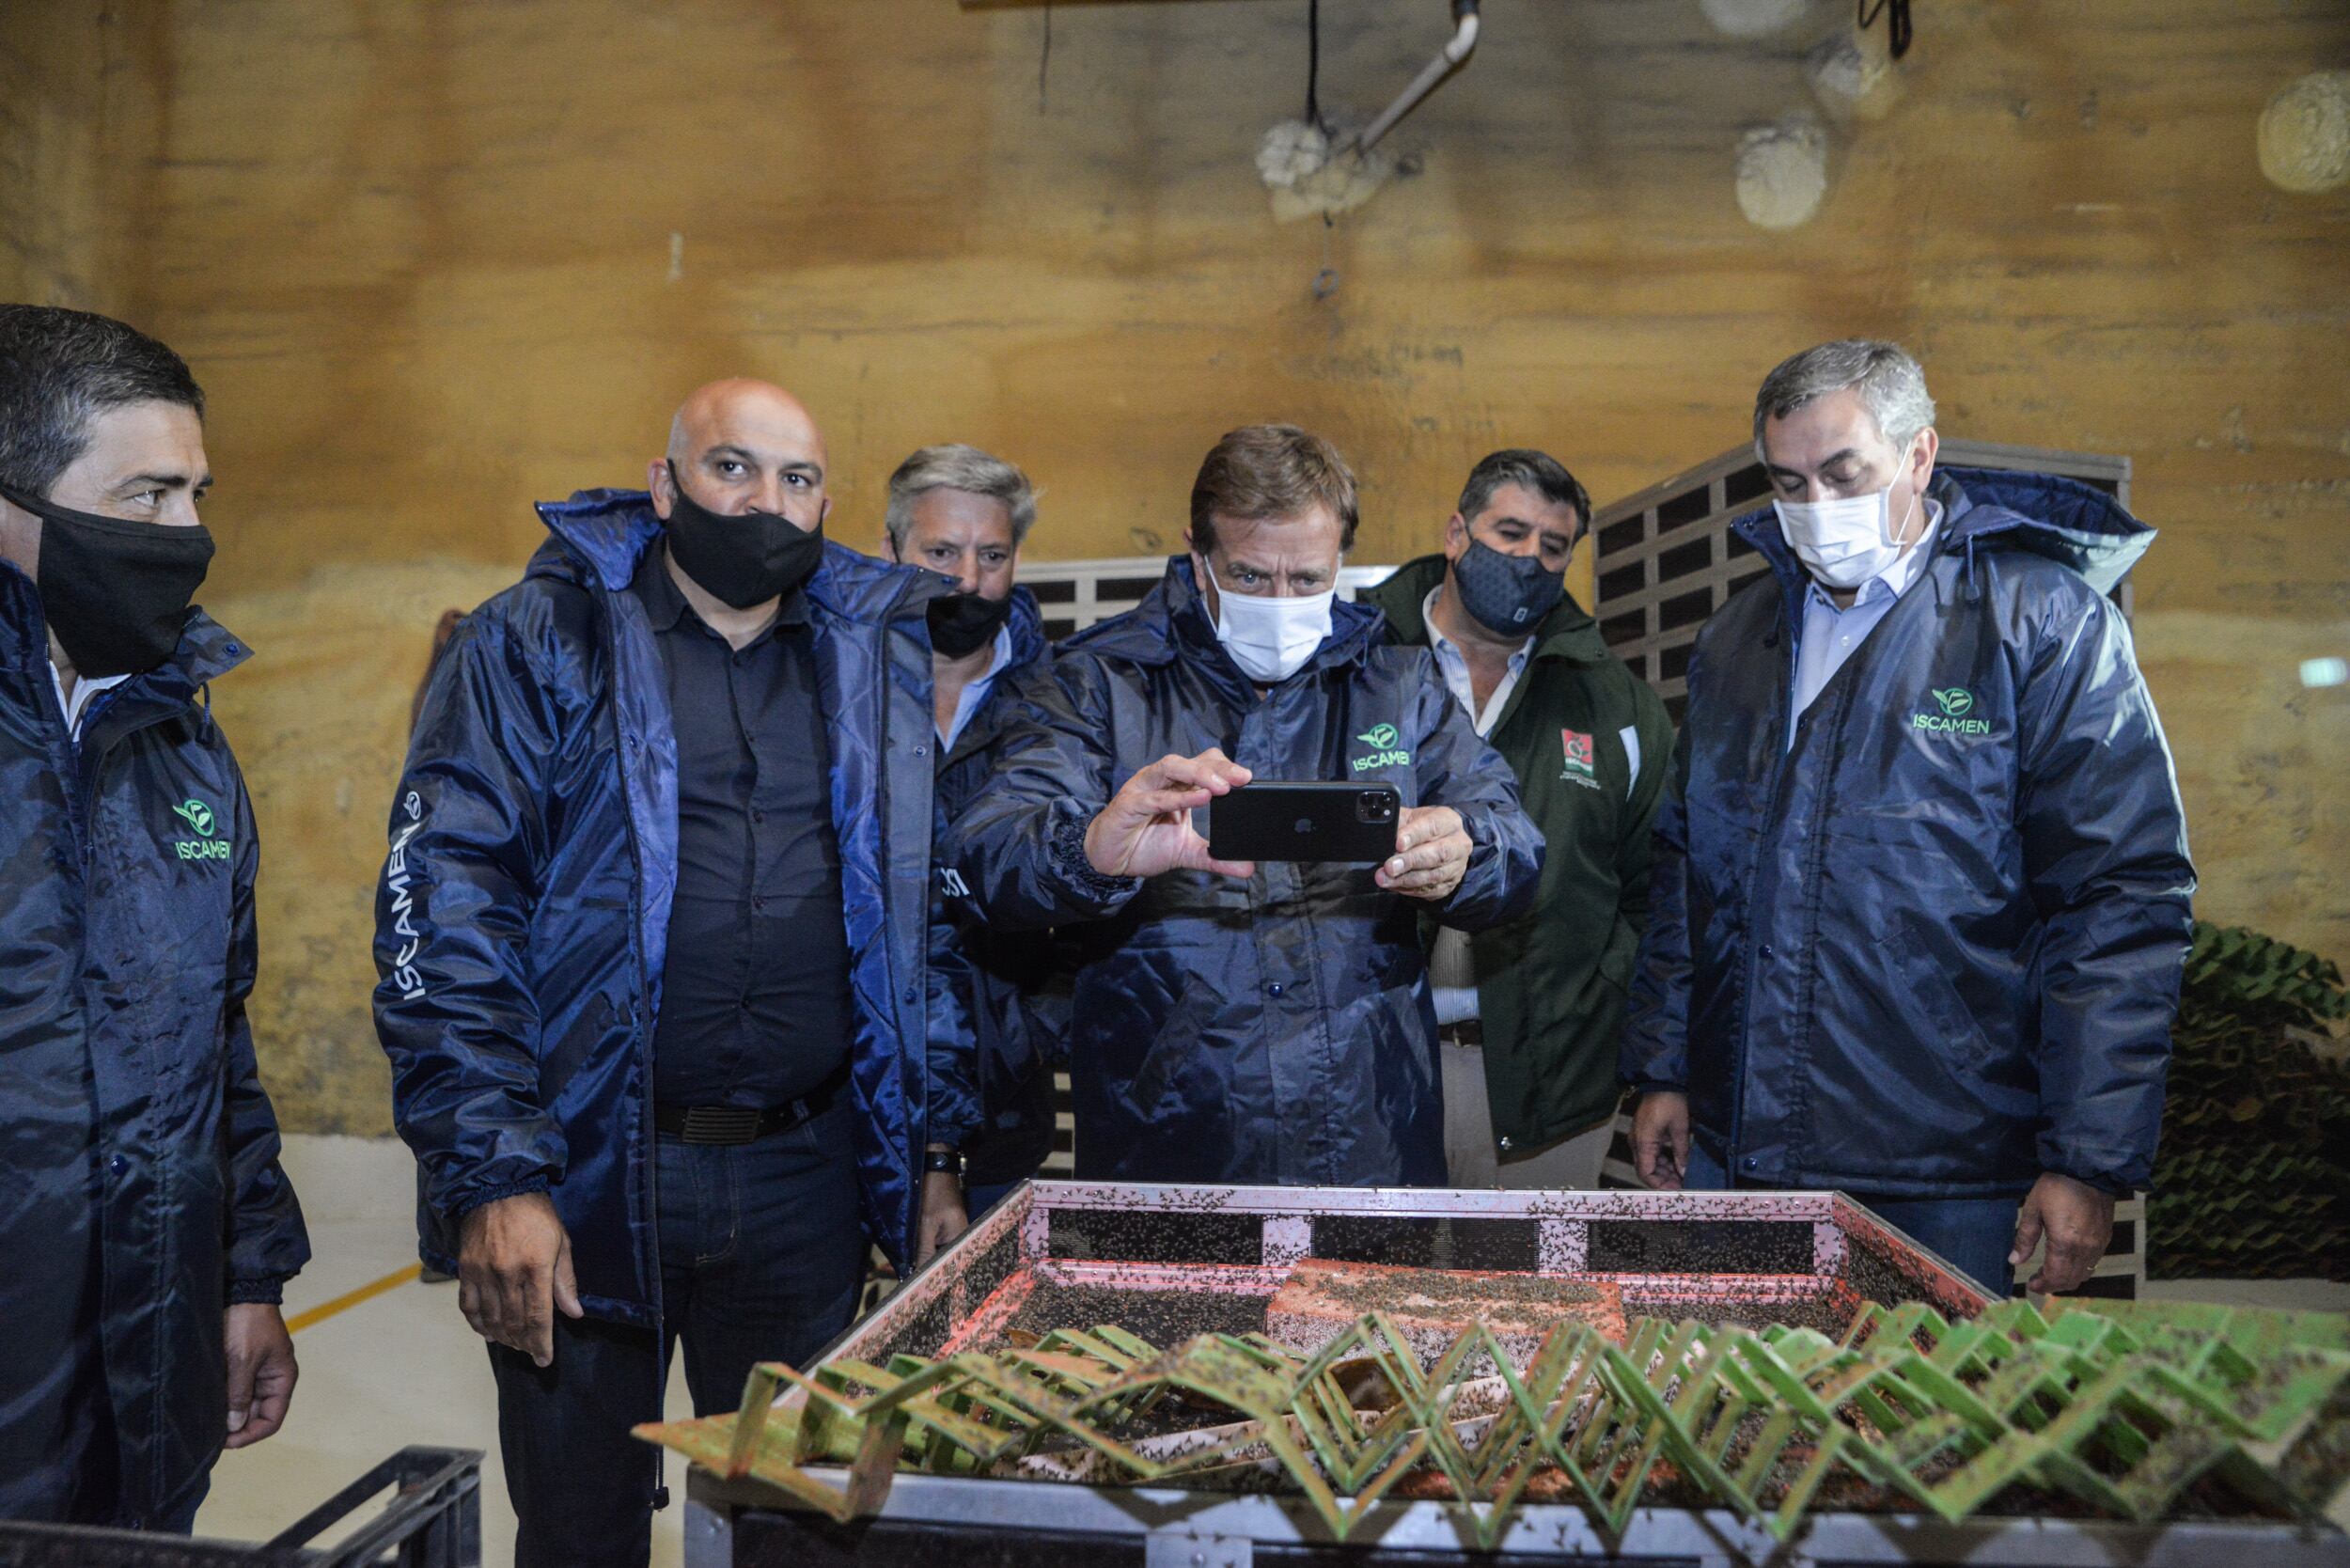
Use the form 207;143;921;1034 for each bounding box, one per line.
655;1074;843;1145
1439;1019;1484;1048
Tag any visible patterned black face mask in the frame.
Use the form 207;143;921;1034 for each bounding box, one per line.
1451;538;1564;635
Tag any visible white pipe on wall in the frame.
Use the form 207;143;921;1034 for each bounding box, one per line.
1354;0;1481;153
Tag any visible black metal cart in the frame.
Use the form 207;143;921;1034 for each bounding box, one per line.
0;1447;481;1568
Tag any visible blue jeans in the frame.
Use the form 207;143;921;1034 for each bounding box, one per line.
488;1105;864;1568
1683;1143;2018;1294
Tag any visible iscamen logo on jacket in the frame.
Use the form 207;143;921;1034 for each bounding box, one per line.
1914;686;1992;737
169;795;231;861
1351;723;1411;773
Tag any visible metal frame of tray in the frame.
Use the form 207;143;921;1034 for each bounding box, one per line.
674;1183;2348;1568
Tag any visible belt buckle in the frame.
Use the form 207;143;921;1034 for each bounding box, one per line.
680;1105;763;1145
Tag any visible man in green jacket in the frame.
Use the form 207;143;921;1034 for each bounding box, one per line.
1366;449;1676;1188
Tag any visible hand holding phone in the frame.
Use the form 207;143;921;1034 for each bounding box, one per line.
1085;748;1258;879
1374;805;1470;902
1207;781;1401;864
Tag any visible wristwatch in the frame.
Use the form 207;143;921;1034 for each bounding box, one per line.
923;1146;965;1177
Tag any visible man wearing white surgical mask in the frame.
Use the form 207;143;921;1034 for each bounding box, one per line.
945;424;1543;1188
1622;339;2193;1301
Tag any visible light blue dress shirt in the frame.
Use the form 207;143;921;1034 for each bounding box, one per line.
1423;587;1536;1025
1788;504;1941;749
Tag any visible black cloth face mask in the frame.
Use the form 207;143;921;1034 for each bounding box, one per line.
0;479;213;678
926;588;1012;659
662;462;824;610
1451;538;1565;636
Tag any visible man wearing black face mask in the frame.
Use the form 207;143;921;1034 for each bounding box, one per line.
0;306;308;1529
377;379;941;1568
878;444;1063;1262
1366;449;1676;1190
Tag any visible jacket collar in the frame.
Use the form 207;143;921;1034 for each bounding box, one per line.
1729;464;2158;605
0;558;252;696
626;535;812;635
1061;555;1386;681
530;488;942;626
1364;552;1610;666
998;582;1049;674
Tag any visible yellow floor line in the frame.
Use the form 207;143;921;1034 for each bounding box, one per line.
285;1262;425;1333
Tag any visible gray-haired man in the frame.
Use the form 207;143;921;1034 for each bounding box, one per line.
882;445;1063;1261
1622;338;2193;1296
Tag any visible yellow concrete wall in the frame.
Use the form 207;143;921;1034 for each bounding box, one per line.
0;8;158;306
6;0;2345;1132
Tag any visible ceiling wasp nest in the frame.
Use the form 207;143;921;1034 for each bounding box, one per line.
2258;71;2350;195
1257;117;1397;223
1807;24;1905;123
1736;115;1830;229
1698;0;1823;39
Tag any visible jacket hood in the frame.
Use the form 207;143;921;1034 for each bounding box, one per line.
1730;466;2154;601
1362;552;1610;665
1061;555;1386;676
529;488;941;624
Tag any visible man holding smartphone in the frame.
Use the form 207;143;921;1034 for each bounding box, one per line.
945;424;1543;1187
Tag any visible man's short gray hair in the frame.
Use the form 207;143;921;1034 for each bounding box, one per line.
884;444;1037;550
1752;338;1936;458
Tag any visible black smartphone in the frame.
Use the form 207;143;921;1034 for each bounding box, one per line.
1207;781;1402;864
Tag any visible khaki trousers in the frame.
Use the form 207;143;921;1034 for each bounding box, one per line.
1440;1038;1612;1189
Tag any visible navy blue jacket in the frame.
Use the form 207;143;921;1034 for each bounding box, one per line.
1621;469;2195;1197
0;575;308;1526
946;558;1544;1186
925;588;1064;1182
373;492;940;1305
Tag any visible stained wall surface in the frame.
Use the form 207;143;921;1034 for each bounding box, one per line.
5;0;2345;1132
0;8;157;307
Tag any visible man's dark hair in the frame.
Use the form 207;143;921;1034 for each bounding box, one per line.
1456;448;1590;540
1189;424;1359;555
0;305;205;496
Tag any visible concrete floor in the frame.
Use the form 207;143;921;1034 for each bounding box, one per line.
195;1136;694;1567
192;1135;2350;1567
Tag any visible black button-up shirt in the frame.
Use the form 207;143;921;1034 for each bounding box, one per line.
631;542;851;1109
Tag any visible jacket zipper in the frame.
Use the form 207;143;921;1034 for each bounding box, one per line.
1727;587;1803;1168
79;695;204;1522
592;577;666;1329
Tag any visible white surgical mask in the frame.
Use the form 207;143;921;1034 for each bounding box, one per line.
1774;452;1923;590
1199;557;1334;683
